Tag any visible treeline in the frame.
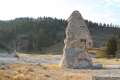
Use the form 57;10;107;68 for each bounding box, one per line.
0;17;119;53
0;17;67;52
86;20;120;47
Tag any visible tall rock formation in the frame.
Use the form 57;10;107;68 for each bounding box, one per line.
60;10;93;68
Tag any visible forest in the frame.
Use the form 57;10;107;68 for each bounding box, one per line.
0;17;119;53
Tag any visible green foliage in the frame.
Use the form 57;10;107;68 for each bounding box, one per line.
0;17;67;52
117;35;120;49
106;37;117;57
0;17;119;54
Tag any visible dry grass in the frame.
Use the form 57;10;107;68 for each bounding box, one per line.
1;53;120;80
93;58;120;65
0;64;92;80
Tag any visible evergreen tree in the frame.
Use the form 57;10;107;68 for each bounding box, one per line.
106;37;117;57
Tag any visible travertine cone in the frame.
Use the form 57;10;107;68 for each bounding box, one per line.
60;10;93;68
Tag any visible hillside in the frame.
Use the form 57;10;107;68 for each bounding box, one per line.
0;17;119;53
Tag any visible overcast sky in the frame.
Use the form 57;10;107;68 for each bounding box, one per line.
0;0;120;25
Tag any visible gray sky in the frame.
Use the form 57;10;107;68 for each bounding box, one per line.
0;0;120;25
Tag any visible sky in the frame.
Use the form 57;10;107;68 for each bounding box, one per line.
0;0;120;25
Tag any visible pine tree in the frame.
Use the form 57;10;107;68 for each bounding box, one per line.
106;37;117;57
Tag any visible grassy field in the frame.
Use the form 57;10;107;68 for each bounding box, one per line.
0;64;92;80
93;58;120;65
0;53;120;80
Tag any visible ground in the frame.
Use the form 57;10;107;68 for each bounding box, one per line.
0;54;120;80
0;64;92;80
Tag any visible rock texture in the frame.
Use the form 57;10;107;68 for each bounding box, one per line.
60;10;93;68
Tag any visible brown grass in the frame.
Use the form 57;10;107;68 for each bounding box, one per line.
0;64;92;80
93;58;120;65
